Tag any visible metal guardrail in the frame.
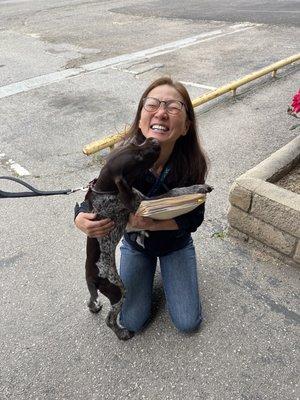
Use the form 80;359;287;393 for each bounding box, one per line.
83;54;300;155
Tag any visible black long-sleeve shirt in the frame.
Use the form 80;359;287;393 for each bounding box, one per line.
75;168;205;257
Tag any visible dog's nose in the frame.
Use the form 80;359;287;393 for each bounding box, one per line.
145;137;160;149
204;184;214;193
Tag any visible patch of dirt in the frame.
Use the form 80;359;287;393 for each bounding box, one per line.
276;163;300;194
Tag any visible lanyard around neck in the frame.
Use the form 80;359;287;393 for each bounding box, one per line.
147;165;171;197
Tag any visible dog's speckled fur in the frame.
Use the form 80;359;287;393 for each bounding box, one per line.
86;192;143;340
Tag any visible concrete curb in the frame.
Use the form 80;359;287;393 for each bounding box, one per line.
228;135;300;266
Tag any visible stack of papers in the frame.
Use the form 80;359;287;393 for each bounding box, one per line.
136;193;206;220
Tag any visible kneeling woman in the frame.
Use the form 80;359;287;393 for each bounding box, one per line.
75;77;209;334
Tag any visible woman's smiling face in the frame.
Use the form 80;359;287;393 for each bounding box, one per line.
138;84;190;146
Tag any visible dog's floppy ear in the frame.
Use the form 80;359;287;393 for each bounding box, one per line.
115;176;135;212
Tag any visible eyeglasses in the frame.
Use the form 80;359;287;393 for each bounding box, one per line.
142;97;186;115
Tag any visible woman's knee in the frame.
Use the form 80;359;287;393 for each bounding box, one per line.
120;302;151;333
172;315;202;333
120;313;150;333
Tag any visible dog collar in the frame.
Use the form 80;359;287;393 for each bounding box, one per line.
89;179;117;195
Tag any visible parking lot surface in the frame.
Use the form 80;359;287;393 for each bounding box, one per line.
0;1;299;399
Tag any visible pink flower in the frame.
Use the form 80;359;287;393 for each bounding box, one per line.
291;90;300;113
288;90;300;130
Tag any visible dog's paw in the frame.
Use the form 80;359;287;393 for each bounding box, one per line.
88;299;102;313
116;328;135;341
198;184;213;193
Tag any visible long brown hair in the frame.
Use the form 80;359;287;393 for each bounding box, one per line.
124;77;209;186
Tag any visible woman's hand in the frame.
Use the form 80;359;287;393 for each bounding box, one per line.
128;213;156;231
129;213;179;231
75;212;115;238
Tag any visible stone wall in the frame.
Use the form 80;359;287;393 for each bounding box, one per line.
228;136;300;267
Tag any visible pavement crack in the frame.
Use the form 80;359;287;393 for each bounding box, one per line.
228;267;300;325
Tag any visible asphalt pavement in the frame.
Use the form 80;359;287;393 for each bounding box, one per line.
0;1;299;399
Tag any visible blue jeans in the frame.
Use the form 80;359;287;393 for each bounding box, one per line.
119;238;202;333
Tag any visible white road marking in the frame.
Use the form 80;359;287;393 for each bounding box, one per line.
235;9;300;14
0;1;32;4
0;69;83;99
0;23;255;99
180;81;217;90
0;153;30;176
68;24;256;72
83;29;225;72
9;162;30;176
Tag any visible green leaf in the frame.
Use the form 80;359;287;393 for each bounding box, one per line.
211;230;227;239
289;123;300;130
